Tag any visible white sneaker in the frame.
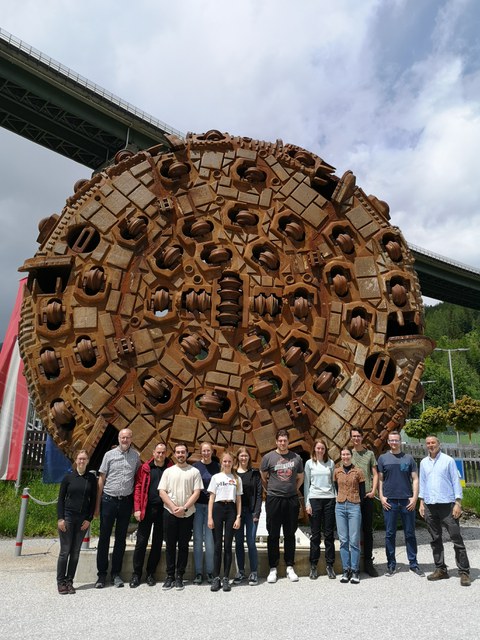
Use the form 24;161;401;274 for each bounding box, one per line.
267;568;277;583
286;566;299;582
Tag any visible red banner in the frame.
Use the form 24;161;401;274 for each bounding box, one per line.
0;279;29;480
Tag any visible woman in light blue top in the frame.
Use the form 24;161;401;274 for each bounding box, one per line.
304;438;336;579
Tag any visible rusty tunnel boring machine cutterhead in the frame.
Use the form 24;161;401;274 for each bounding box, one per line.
18;131;434;467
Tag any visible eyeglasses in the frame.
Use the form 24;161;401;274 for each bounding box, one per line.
388;440;400;444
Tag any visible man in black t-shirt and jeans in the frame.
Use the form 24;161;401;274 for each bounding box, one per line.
260;430;304;584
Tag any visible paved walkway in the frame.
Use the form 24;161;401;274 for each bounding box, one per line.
1;523;479;640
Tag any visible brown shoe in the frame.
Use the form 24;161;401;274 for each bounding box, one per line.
57;582;69;595
460;573;471;587
427;569;449;581
66;580;76;594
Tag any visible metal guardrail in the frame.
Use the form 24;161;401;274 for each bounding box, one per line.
408;243;480;276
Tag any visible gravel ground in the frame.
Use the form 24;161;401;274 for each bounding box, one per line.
1;521;479;640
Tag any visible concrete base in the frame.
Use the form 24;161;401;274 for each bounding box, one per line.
76;534;345;583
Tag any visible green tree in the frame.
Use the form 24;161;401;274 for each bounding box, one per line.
420;406;448;433
424;303;480;342
404;419;431;441
447;395;480;443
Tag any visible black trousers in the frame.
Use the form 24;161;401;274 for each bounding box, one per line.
309;498;336;566
360;496;375;565
424;503;470;574
163;510;194;578
265;494;299;568
57;513;85;584
97;493;133;578
132;502;164;578
212;502;236;578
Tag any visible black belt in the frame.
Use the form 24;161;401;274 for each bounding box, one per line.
104;493;132;500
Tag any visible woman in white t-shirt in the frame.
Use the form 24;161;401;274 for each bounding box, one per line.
207;452;243;592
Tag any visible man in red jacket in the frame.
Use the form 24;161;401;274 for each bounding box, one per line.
129;442;171;587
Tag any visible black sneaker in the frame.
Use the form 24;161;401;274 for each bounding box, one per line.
129;574;140;588
309;564;318;580
112;575;124;588
410;566;425;577
365;564;378;577
207;573;214;584
175;577;184;591
222;577;231;592
233;571;246;584
95;576;106;589
350;571;360;584
326;565;336;579
210;577;221;592
385;566;396;577
146;574;156;587
340;572;351;583
162;577;174;590
193;573;203;585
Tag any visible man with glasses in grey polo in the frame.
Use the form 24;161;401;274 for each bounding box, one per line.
94;428;140;589
378;430;424;577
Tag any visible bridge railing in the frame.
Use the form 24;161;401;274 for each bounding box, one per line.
0;27;184;139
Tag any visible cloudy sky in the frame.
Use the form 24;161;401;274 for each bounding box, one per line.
1;0;479;341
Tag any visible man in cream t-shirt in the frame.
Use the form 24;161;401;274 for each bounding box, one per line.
159;442;202;591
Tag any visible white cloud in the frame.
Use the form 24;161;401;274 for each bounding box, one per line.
1;0;479;340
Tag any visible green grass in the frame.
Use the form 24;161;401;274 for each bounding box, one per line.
403;430;480;445
1;473;479;538
0;473;100;538
463;486;480;514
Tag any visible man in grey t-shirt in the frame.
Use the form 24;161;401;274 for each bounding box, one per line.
260;429;304;584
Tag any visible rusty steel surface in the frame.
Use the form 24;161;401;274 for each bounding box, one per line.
18;131;434;465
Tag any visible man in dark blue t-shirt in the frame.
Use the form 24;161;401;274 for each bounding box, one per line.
378;431;424;577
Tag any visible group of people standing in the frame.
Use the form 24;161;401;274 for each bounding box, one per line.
56;426;472;594
303;428;377;584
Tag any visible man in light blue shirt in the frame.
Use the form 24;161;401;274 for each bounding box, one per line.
419;435;470;586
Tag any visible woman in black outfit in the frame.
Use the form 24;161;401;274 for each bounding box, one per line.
233;446;262;586
57;450;97;594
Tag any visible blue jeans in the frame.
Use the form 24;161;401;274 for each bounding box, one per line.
335;501;361;572
234;506;258;573
382;498;418;569
193;503;214;575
